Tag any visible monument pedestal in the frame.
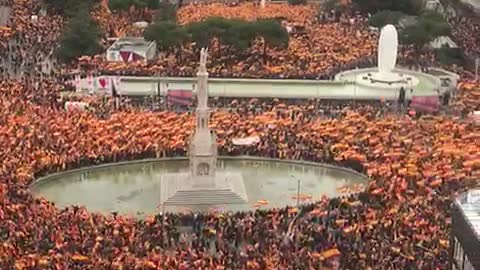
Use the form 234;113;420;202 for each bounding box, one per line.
160;172;248;205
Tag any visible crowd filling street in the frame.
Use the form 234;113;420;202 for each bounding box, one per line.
0;0;479;269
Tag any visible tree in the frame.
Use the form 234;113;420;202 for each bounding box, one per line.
186;20;215;49
108;0;132;11
400;11;451;51
288;0;307;5
322;0;346;13
108;0;160;12
435;45;464;65
352;0;422;15
368;10;404;28
154;2;177;22
144;21;188;51
56;11;103;63
400;24;432;50
222;20;256;52
419;11;451;37
137;0;160;9
44;0;99;16
253;19;289;63
185;18;257;53
185;18;288;58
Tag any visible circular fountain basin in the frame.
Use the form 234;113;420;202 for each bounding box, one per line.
336;67;440;96
31;157;369;216
358;72;420;89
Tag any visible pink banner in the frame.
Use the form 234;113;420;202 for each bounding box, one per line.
410;96;439;113
167;90;193;106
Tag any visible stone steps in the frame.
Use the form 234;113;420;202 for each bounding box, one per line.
160;172;248;206
163;189;247;205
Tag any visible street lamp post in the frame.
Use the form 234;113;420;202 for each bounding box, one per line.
296;178;301;207
475;58;479;81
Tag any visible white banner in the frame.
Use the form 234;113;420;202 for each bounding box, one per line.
469;111;480;124
65;101;88;112
87;75;94;94
74;75;81;91
96;76;111;91
232;136;260;146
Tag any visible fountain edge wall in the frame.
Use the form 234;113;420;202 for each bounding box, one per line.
30;156;370;190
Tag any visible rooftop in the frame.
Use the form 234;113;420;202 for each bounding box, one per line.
109;37;155;53
455;189;480;239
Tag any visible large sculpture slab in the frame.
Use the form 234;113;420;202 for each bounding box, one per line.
371;24;403;83
377;24;398;77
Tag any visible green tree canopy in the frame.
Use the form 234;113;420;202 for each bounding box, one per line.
144;21;188;51
154;2;177;22
222;20;256;52
419;11;451;36
321;0;346;13
352;0;422;15
254;19;289;48
43;0;99;16
108;0;160;12
435;45;464;65
400;11;451;50
204;17;256;52
186;17;256;51
288;0;307;6
108;0;131;11
146;17;288;59
368;10;405;28
56;10;103;63
186;19;214;49
253;19;289;63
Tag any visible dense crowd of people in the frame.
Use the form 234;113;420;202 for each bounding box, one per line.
0;0;479;269
449;16;480;59
0;77;478;269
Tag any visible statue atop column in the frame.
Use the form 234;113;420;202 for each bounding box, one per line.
190;47;216;188
199;48;208;73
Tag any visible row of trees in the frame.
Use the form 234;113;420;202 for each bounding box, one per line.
55;1;289;64
144;17;289;63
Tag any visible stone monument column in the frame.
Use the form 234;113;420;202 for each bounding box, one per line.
190;48;217;188
160;48;247;206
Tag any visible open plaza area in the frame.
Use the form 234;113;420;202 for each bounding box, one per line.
0;0;479;269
